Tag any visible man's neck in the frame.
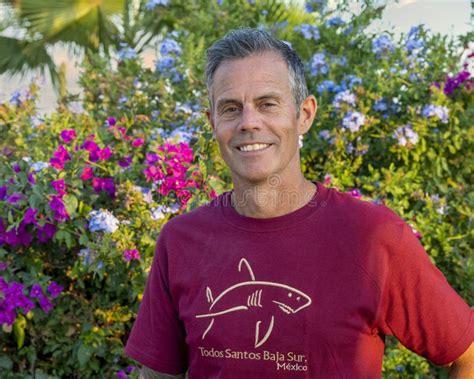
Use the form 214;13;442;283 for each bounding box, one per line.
230;176;317;219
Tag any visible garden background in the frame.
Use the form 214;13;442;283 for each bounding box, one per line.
0;0;472;377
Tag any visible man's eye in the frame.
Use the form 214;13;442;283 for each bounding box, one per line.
223;107;238;113
262;103;276;108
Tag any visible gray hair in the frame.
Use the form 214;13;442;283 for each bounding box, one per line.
206;28;309;117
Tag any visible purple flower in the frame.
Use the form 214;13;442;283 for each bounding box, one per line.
123;249;140;262
132;138;144;148
444;71;470;95
0;186;7;200
332;90;356;109
6;192;23;204
49;196;70;222
325;17;345;27
347;189;362;198
92;178;116;197
107;117;116;126
50;145;72;170
98;146;113;161
393;124;419;146
421;104;449;124
38;294;53;313
51;179;67;196
372;35;395;57
47;282;64;299
0;262;8;271
294;24;320;40
13;164;21;173
30;284;43;298
37;223;57;243
27;172;35;184
23;208;38;225
317;80;336;95
309;53;329;76
160;38;182;56
116;370;128;379
60;129;77;144
118;156;132;168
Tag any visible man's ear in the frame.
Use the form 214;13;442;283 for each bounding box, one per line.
206;109;216;137
298;95;317;135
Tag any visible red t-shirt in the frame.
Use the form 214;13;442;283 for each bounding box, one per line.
125;181;473;378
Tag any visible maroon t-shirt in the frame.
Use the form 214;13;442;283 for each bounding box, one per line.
125;181;473;378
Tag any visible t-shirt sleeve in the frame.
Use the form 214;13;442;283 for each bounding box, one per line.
376;217;473;366
125;228;188;374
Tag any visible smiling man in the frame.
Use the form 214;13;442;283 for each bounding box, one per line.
125;28;473;378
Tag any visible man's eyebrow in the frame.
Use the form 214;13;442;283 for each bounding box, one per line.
254;93;282;102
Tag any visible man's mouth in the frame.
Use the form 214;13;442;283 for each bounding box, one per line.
237;143;272;152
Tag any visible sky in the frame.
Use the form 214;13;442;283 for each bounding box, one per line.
0;0;472;113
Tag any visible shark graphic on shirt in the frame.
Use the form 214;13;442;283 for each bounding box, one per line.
195;258;312;348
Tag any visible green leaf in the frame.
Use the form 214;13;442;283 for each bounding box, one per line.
63;194;78;216
13;314;26;349
77;344;93;367
0;355;13;369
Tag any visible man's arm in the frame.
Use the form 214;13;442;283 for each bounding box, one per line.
447;342;474;378
139;366;186;379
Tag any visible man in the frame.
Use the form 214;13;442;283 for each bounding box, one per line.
125;28;473;378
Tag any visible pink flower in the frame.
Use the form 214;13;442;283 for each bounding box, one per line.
98;146;113;161
132;138;145;148
51;179;67;197
143;166;164;182
80;166;94;181
50;145;71;170
60;129;77;144
92;177;116;197
123;249;140;261
145;153;160;164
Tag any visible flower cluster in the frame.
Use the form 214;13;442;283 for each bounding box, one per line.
123;249;140;262
393;124;419;147
342;111;366;132
372;35;395;58
294;24;320;40
88;210;120;233
156;36;183;82
421;104;449;124
309;52;329;76
0;279;63;326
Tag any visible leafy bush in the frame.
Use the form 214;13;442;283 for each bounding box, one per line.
0;0;472;377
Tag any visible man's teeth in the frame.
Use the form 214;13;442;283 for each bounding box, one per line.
239;144;270;152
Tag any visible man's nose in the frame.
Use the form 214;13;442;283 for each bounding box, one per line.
237;105;261;132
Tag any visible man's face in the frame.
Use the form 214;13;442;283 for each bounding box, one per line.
207;51;316;186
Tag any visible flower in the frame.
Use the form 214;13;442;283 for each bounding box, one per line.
119;156;132;168
342;111;366;132
123;249;140;262
49;196;70;222
23;208;38;225
117;45;137;61
294;24;320;40
131;138;144;148
0;186;6;201
317;80;336;95
80;166;94;181
372;35;395;57
38;294;53;313
107;117;116;126
393;124;419;146
92;177;116;197
31;161;49;172
347;188;362;198
309;53;329;76
325;16;345;27
36;223;57;243
160;38;182;56
50;145;72;170
88;210;120;233
98;146;113;161
332;90;356;109
150;204;180;221
29;284;43;298
144;0;169;10
421;104;449;124
51;179;67;197
6;192;24;204
60;130;77;144
47;282;64;299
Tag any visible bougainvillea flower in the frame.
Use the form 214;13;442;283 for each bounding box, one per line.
30;284;43;298
38;294;53;313
23;208;38;225
107;117;116;126
49;196;70;222
123;249;140;261
50;145;72;170
0;185;7;200
98;146;113;161
6;192;24;204
37;223;57;243
131;138;145;148
145;153;159;165
51;179;67;197
80;166;94;181
60;129;77;144
27;172;35;184
92;178;116;197
47;282;64;299
347;189;362;198
143;166;164;182
81;140;100;153
118;156;132;168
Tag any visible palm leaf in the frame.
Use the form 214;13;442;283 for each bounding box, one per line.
0;36;59;87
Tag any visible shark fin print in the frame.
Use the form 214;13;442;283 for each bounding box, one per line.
238;258;256;281
206;287;213;303
255;315;275;348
